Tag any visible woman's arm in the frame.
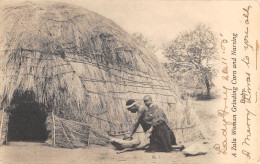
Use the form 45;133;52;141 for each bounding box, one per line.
124;107;145;140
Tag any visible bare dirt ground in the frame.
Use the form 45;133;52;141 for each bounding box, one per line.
0;99;220;164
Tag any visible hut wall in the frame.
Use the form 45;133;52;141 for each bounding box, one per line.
0;2;207;147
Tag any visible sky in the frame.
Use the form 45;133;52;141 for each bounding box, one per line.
1;0;259;61
60;0;259;61
59;0;257;45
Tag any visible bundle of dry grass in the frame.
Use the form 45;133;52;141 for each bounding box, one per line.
0;2;207;148
45;114;109;148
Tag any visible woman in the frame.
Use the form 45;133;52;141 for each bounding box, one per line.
124;97;179;152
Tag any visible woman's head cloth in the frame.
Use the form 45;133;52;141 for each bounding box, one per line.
126;99;136;108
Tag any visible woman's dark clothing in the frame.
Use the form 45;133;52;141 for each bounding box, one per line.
146;121;177;152
143;105;167;126
142;104;177;152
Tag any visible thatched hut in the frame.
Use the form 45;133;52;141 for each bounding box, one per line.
0;2;205;148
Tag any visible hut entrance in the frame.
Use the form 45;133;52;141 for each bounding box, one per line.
8;91;48;142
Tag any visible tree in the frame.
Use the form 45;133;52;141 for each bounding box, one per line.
132;33;158;54
164;25;218;97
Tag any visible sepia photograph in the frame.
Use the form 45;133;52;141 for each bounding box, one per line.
0;0;259;164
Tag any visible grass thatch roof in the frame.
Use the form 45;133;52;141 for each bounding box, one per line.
0;2;206;147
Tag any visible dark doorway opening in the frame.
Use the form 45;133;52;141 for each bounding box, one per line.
8;91;48;142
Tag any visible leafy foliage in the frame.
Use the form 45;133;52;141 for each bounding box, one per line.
164;25;218;97
132;33;158;54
